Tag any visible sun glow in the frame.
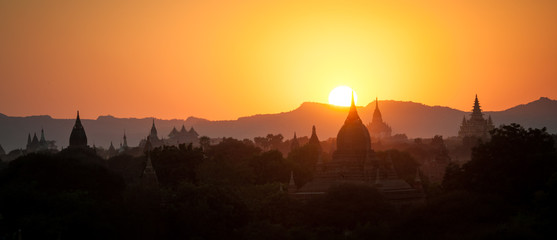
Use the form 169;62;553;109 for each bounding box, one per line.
328;86;357;107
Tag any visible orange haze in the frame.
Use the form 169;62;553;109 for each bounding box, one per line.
1;0;556;120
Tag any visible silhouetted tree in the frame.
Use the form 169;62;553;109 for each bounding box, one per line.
162;183;249;239
151;143;204;187
304;184;393;230
198;138;261;185
287;143;321;188
266;134;284;150
254;136;270;150
446;124;557;203
199;136;211;150
0;152;125;239
106;154;144;185
249;150;289;184
375;150;419;184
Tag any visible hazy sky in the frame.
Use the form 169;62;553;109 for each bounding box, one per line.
1;0;556;120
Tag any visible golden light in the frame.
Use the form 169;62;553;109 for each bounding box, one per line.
328;86;357;106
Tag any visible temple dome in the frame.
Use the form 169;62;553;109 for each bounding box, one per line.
336;94;371;153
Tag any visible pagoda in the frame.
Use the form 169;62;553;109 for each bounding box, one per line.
367;97;392;141
458;95;494;140
69;111;88;148
293;93;423;204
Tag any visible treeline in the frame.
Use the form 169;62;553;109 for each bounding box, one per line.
1;124;557;239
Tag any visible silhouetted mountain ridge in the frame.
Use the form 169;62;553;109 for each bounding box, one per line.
1;97;556;152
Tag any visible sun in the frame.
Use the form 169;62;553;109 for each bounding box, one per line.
328;86;357;106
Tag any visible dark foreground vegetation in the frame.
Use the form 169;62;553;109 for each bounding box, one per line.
1;124;556;239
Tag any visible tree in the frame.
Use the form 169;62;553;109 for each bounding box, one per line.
266;134;284;150
304;184;393;230
0;152;125;239
444;124;557;203
199;136;211;150
198;138;261;185
254;136;270;150
249;150;289;184
162;183;249;239
151;143;204;187
286;144;320;188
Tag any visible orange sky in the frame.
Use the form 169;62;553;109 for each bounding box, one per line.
1;0;556;120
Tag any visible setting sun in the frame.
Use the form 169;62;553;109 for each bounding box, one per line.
328;86;357;107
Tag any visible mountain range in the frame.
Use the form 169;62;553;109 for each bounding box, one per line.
1;97;556;152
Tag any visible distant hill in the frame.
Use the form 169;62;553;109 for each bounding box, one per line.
1;97;556;152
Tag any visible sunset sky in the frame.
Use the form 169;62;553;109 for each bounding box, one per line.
1;0;556;120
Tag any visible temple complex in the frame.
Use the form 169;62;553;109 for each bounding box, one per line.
458;95;495;141
367;98;392;142
139;120;200;149
168;125;199;146
142;136;159;189
24;128;57;153
292;94;423;205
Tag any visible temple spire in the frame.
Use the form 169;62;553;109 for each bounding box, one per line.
372;97;383;124
290;132;300;150
308;125;321;150
288;171;296;193
149;118;158;140
40;128;46;143
142;136;159;188
69;110;88;147
31;133;39;145
122;130;128;149
473;94;481;112
76;111;82;125
345;91;362;124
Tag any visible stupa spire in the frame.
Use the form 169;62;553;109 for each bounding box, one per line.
470;94;484;120
288;171;296;193
40;128;46;143
149;118;158;140
372;97;383;124
122;130;128;148
69;110;88;147
345;91;362;124
290;132;300;150
309;126;319;143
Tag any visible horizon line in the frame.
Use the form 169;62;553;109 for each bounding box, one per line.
1;96;552;121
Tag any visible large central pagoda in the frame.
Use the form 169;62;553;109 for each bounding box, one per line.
292;94;423;205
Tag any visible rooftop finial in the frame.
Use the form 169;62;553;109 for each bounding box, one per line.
345;91;362;123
